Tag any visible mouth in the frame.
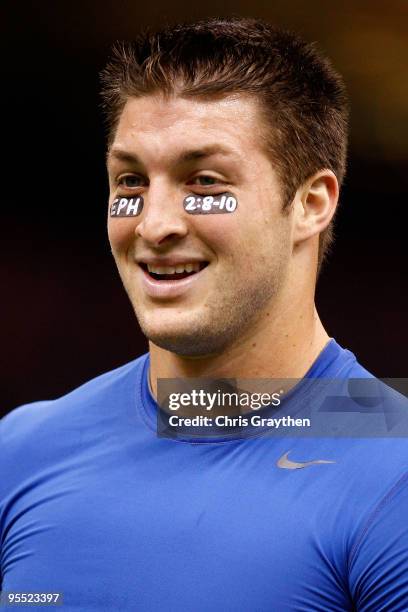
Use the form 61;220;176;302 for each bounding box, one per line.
137;260;210;299
139;261;209;282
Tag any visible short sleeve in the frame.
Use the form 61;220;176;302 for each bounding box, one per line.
349;472;408;611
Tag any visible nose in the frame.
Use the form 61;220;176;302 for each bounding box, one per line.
135;184;189;246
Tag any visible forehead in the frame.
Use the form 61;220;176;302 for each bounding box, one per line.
110;93;266;162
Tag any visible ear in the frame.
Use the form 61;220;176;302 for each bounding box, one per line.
292;170;339;245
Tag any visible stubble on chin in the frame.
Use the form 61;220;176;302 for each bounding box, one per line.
134;308;230;357
132;273;281;357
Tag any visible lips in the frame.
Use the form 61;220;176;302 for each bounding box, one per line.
140;261;208;281
138;261;210;299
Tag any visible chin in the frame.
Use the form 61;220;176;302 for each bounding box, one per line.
144;329;222;357
139;317;232;357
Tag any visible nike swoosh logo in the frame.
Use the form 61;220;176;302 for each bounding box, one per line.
277;450;336;470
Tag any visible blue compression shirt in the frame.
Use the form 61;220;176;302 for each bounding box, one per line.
1;340;407;610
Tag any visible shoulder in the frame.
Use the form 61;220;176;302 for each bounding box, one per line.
0;354;148;454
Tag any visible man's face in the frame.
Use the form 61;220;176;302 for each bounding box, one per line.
107;94;293;356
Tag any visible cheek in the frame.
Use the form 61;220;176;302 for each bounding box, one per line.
195;216;242;263
107;218;138;253
196;209;264;271
196;207;247;242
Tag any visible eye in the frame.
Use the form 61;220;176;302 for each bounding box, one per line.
190;175;221;187
118;174;145;188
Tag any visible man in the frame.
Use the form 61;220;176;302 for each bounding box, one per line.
1;17;407;611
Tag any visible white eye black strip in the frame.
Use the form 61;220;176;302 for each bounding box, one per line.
110;196;144;217
183;193;238;214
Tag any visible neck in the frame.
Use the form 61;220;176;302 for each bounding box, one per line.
148;299;330;398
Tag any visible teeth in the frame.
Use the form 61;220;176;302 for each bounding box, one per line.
147;262;202;274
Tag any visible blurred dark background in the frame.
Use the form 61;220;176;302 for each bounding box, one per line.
2;1;407;416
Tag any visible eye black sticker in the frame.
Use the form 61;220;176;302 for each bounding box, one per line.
183;193;238;215
110;196;144;217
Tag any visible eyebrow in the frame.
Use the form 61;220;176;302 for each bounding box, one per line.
107;145;238;166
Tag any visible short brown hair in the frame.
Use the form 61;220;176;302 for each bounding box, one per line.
100;17;349;269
